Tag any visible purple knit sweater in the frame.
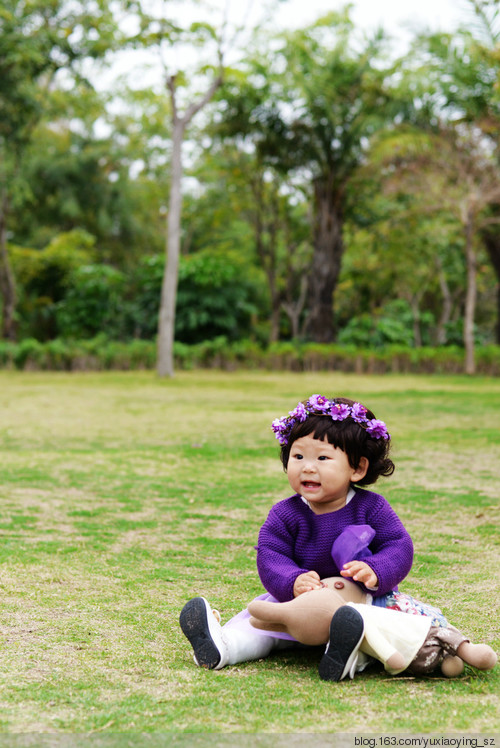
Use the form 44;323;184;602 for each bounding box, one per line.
256;487;413;602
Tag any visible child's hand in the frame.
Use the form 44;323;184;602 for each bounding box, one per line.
293;571;324;596
340;560;378;588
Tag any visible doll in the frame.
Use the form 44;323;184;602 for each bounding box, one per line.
247;585;498;680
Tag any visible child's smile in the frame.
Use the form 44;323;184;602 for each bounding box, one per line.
287;434;368;514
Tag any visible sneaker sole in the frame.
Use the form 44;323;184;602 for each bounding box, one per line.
179;597;221;669
318;606;365;681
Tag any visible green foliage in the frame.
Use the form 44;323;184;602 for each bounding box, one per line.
1;0;500;354
1;336;499;376
338;299;434;348
124;254;165;340
8;241;267;344
11;230;96;293
13;87;168;263
9;229;96;339
127;250;264;344
0;0;124;163
176;249;262;344
56;264;127;340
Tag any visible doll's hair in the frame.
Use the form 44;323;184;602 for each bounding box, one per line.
279;397;395;485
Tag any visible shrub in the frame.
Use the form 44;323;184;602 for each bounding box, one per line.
13;338;45;370
0;338;499;376
0;341;16;368
56;265;127;339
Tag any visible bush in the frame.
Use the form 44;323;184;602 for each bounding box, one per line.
175;250;263;344
0;337;499;375
338;300;435;349
13;338;45;370
56;265;127;339
0;341;16;368
122;250;267;344
9;230;96;340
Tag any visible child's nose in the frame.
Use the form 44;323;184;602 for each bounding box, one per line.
303;460;317;472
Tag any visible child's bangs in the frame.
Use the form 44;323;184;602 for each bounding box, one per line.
294;415;347;450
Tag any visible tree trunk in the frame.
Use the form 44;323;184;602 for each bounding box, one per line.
251;175;280;343
282;274;308;339
0;190;17;341
483;229;500;345
157;119;184;377
156;71;223;377
435;256;452;345
267;208;281;343
306;174;344;343
412;306;422;348
463;211;477;375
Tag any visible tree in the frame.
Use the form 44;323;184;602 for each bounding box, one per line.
157;67;223;376
423;1;500;341
0;0;123;339
185;138;312;342
337;189;467;349
244;162;312;341
14;84;170;266
129;3;227;376
373;124;500;372
218;10;400;342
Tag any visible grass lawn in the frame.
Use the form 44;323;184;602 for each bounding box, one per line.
0;369;498;735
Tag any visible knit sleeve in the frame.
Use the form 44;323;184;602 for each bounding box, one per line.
362;495;414;597
255;502;310;602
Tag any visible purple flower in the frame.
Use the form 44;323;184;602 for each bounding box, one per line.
289;402;308;422
366;419;389;440
271;417;287;436
351;402;368;423
330;403;351;421
307;394;331;413
271;394;390;445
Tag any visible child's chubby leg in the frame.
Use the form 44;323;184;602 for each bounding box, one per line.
179;597;286;670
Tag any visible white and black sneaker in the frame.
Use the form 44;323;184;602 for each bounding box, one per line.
179;597;228;670
318;605;365;681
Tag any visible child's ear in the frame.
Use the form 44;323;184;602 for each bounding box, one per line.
352;456;369;482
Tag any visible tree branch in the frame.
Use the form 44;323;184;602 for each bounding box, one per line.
182;71;224;126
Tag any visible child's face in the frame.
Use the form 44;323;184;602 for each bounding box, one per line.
287;433;367;514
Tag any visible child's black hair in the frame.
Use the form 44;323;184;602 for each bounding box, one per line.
279;397;395;485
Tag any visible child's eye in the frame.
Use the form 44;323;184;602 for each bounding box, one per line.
293;454;303;460
318;455;329;460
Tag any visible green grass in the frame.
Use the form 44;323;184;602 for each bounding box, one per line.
0;370;498;735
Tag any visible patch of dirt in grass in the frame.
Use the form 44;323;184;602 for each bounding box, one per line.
183;505;256;521
392;446;499;499
2;485;96;525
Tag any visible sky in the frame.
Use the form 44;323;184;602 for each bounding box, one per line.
215;0;475;49
280;0;472;35
101;0;476;91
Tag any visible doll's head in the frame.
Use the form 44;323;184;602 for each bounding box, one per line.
272;395;395;486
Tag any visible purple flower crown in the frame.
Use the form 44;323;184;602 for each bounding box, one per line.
271;394;390;446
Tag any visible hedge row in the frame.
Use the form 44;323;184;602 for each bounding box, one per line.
0;336;500;375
